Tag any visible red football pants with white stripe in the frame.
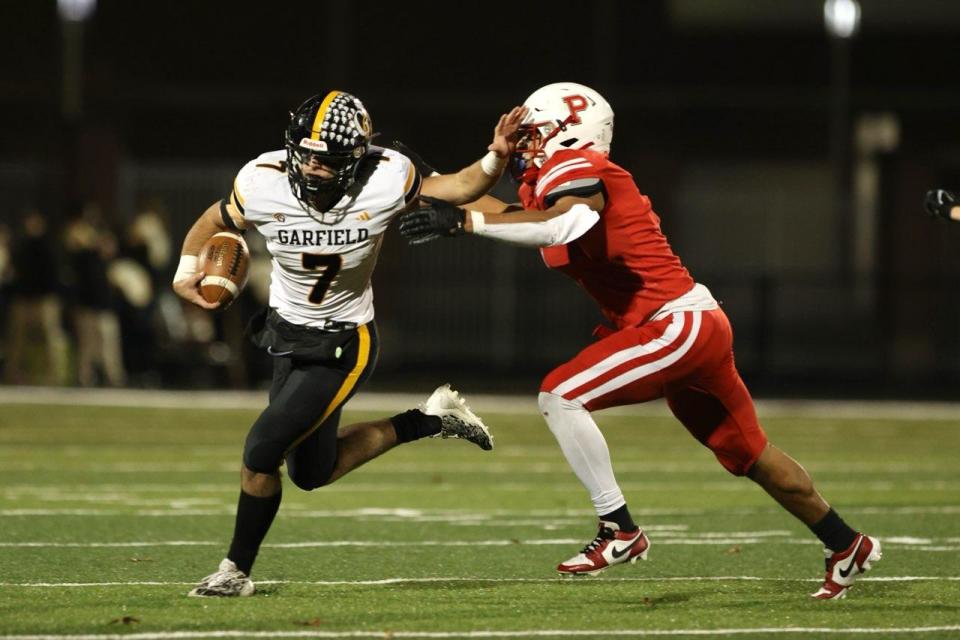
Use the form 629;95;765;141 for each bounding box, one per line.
538;308;768;515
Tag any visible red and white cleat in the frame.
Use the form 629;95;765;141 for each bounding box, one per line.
811;532;882;600
557;521;650;576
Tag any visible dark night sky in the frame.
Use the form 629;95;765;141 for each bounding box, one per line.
4;0;960;163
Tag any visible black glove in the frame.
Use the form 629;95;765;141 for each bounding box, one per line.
925;189;957;221
398;196;466;244
390;140;439;177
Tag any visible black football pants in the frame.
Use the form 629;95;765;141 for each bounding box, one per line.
242;322;379;490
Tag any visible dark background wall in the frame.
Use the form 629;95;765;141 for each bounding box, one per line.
3;0;960;397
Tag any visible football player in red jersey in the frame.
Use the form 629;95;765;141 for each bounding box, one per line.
400;82;880;599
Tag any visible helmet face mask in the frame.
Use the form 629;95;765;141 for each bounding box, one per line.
510;82;614;184
285;91;373;219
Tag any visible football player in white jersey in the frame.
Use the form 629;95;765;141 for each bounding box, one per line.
172;90;525;597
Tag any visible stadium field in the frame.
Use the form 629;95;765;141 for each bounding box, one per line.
0;392;958;639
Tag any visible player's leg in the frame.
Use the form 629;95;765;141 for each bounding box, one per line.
668;308;880;599
747;441;881;599
287;384;494;490
222;324;382;588
190;324;364;598
286;406;392;489
537;314;697;574
748;444;827;525
188;354;300;598
537;391;650;575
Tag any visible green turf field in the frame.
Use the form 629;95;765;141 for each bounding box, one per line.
0;399;958;639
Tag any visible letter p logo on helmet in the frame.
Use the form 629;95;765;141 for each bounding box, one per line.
562;95;589;123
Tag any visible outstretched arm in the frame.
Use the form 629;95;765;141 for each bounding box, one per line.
419;106;527;205
399;192;604;248
460;194;522;214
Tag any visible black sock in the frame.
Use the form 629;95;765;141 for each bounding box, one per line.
600;504;637;532
227;489;282;576
809;508;857;552
390;409;442;443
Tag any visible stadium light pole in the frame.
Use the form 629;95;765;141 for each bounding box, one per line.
57;0;96;212
58;0;96;121
824;0;861;281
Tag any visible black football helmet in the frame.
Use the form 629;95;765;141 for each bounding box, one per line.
284;90;373;218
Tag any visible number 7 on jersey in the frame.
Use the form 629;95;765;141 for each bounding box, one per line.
302;253;343;304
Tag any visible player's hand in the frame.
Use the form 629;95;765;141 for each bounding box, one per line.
398;196;466;244
172;271;221;310
488;106;529;159
924;189;958;221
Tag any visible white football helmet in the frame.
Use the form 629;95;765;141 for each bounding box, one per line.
512;82;614;183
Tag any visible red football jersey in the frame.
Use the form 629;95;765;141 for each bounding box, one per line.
519;149;694;328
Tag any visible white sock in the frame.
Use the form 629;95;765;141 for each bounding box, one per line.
538;391;626;515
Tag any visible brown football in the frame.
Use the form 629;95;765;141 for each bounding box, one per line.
197;232;250;308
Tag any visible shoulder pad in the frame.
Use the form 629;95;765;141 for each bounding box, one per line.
543;177;604;207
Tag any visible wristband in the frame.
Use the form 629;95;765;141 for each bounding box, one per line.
173;255;198;284
480;151;505;177
469;211;486;234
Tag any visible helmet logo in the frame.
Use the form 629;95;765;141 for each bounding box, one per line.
354;111;372;138
562;95;589;123
300;138;328;151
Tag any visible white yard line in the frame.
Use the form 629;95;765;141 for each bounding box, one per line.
15;631;958;640
5;632;960;640
3;386;960;420
0;536;955;549
1;576;959;588
5;505;960;517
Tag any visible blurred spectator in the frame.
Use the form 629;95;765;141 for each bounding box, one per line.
0;223;10;340
113;197;173;384
3;209;69;385
64;203;126;387
127;196;173;288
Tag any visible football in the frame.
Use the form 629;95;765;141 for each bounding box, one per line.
197;232;250;308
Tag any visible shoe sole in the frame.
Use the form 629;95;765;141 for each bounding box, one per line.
441;414;493;450
430;389;494;451
187;583;255;597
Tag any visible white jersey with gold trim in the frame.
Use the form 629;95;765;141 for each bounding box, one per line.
232;146;420;327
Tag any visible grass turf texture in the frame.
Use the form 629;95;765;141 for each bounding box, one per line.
0;402;958;638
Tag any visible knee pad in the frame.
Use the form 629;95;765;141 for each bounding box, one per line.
287;468;322;492
286;454;338;492
242;440;285;476
538;392;587;431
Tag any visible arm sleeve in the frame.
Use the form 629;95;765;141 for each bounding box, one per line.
471;203;600;248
